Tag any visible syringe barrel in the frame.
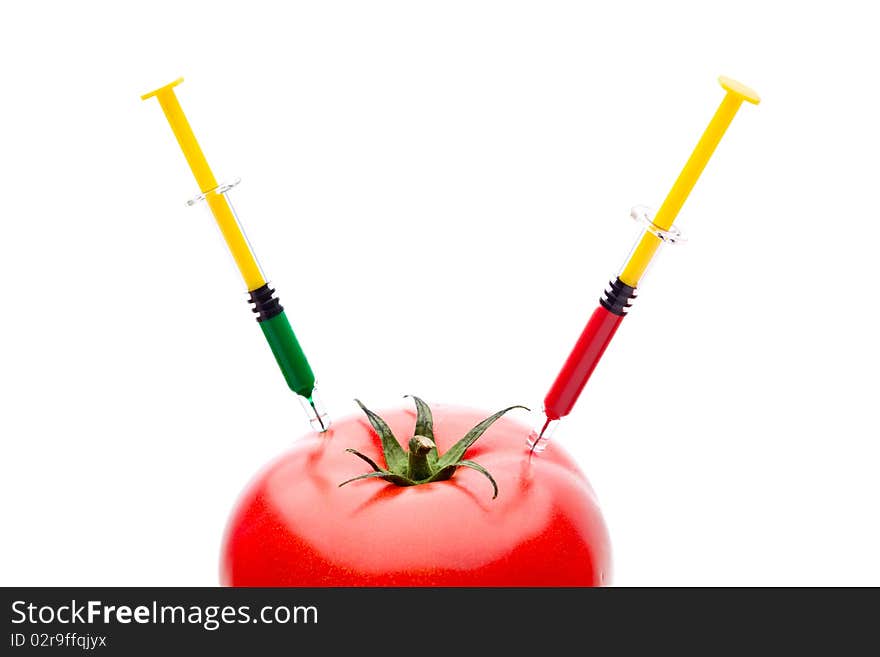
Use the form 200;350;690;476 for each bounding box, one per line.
543;278;636;420
192;184;266;291
618;206;681;288
248;284;316;398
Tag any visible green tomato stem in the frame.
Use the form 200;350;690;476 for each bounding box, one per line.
407;435;436;481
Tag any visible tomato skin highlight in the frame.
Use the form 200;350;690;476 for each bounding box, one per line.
220;404;611;586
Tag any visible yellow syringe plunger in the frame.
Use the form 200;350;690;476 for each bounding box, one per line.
141;78;266;291
618;76;760;288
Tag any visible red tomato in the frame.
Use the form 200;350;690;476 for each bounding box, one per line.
220;400;611;586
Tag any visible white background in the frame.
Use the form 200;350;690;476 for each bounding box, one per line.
1;1;878;586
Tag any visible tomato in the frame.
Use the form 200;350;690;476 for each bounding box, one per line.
220;398;611;586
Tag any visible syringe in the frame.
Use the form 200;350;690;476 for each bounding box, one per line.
142;78;330;432
531;76;759;451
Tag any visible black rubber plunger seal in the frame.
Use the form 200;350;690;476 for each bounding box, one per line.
247;283;284;322
599;277;638;316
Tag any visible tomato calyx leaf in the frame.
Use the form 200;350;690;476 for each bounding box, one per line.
338;470;415;488
338;396;527;499
436;406;528;469
354;399;408;473
344;448;384;473
447;460;498;499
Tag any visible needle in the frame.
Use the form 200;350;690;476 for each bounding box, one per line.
531;76;760;452
142;78;330;432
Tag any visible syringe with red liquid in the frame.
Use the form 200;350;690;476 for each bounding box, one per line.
531;77;759;451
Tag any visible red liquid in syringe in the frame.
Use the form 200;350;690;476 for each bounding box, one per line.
543;304;625;421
